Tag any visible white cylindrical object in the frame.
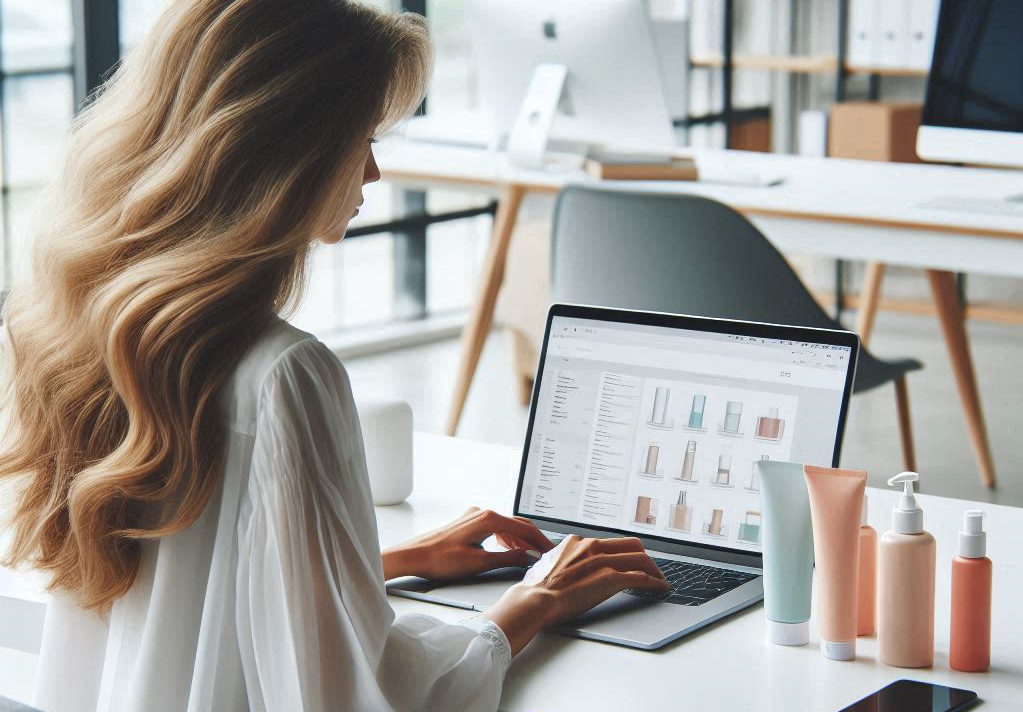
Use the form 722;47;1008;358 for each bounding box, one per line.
689;394;706;428
358;398;414;505
959;510;987;558
651;386;669;425
679;440;697;481
821;639;856;661
716;450;732;484
724;401;742;432
644;443;660;474
767;619;810;646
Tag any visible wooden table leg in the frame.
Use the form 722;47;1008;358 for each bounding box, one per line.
927;269;997;488
893;374;916;472
855;262;886;348
445;184;527;436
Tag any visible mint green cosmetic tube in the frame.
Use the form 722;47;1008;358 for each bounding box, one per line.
758;460;815;645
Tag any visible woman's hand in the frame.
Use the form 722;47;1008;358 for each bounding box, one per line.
381;506;556;581
482;534;669;656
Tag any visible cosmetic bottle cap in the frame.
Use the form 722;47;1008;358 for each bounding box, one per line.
887;471;923;534
821;638;855;661
860;493;869;527
959;509;986;558
768;407;779;419
766;619;809;646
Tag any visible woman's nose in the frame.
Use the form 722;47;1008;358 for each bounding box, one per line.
363;147;381;185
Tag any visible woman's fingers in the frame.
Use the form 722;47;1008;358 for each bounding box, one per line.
586;536;646;554
613;570;670;592
571;551;666;580
494;533;533;550
471;547;540;572
469;510;554;552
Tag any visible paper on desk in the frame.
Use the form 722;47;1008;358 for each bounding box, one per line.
522;537;571;585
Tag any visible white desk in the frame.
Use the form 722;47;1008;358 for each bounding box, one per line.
384;434;1023;712
2;433;1022;710
378;140;1023;487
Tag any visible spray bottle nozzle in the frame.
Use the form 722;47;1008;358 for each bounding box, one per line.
963;509;984;535
887;471;923;534
959;509;986;558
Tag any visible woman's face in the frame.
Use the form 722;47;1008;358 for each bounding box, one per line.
316;140;381;245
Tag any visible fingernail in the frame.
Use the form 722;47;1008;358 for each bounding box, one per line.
525;549;541;562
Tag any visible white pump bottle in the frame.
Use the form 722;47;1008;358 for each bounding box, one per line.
877;472;936;668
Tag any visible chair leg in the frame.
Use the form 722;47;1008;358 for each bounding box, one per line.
856;262;886;348
517;375;534;407
506;327;537;407
894;375;917;472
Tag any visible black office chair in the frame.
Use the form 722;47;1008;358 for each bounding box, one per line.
550;185;920;469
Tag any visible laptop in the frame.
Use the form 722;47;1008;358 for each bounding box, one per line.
388;303;859;650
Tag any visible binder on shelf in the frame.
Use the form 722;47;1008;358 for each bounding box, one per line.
847;0;878;67
649;0;688;22
877;0;910;69
907;0;939;71
688;0;720;59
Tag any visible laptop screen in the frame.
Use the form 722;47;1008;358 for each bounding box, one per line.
515;309;856;555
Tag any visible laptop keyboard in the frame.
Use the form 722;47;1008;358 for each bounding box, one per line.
543;535;758;607
625;557;758;606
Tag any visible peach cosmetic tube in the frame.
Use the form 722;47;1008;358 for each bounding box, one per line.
804;465;867;661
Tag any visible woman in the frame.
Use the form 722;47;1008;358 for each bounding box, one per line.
0;1;668;711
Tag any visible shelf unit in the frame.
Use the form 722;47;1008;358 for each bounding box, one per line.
695;0;936;321
691;54;929;78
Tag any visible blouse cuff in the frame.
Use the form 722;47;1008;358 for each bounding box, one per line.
458;615;513;676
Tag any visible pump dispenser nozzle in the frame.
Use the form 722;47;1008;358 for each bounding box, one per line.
959;510;987;558
887;471;923;534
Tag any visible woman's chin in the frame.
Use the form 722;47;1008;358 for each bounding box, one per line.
318;230;346;246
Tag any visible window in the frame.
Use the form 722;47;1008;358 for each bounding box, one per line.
0;0;74;287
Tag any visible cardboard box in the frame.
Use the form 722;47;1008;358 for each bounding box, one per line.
731;116;772;153
828;101;922;162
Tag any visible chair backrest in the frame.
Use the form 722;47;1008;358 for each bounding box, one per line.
550;185;840;331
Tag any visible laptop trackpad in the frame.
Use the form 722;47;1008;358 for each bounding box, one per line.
389;566;526;608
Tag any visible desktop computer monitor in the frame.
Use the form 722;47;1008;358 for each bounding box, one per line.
468;0;677;159
916;0;1023;168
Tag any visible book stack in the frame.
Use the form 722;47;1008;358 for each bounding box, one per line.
584;151;698;181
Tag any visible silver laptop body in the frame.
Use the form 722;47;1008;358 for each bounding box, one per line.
388;304;859;650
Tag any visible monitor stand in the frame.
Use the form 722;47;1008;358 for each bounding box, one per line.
506;63;588;170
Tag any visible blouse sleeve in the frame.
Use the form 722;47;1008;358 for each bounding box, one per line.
235;338;511;712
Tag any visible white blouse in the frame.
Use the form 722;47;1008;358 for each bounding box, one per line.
32;317;512;712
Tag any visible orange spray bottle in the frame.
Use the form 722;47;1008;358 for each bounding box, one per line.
950;510;992;672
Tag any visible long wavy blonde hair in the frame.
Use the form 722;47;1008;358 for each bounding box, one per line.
0;0;430;611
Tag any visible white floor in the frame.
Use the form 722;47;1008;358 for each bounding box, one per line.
345;310;1023;507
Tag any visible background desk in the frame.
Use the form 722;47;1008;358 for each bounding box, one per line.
378;141;1023;487
382;433;1023;712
